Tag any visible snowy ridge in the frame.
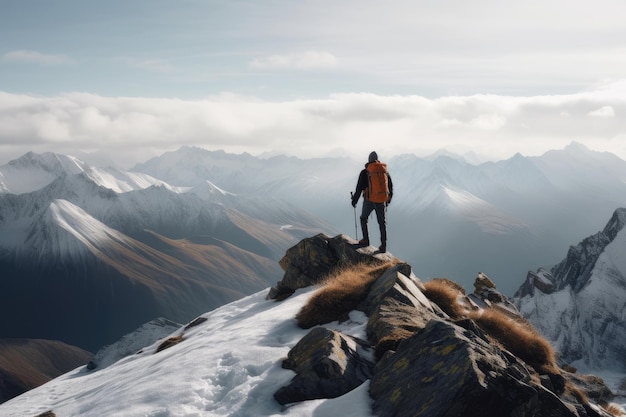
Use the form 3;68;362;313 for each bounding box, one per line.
0;288;375;417
82;166;172;193
0;152;88;194
89;317;182;370
0;151;171;195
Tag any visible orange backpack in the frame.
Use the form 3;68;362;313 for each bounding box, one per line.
365;161;390;203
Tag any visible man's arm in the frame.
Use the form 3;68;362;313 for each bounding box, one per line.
352;170;368;206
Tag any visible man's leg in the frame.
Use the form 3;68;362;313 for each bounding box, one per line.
360;201;375;245
374;203;387;251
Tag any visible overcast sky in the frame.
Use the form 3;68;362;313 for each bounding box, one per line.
1;0;625;167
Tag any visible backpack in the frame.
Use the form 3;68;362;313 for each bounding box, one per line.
365;161;390;203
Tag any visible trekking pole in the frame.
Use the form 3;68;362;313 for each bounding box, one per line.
350;192;358;240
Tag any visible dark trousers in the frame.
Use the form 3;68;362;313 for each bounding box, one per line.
360;200;387;244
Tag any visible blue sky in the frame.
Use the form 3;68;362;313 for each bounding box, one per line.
1;0;626;166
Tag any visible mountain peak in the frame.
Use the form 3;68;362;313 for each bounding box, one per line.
8;151;87;175
514;208;626;371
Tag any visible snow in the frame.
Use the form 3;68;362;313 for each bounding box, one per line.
0;288;376;417
83;167;171;193
442;186;527;234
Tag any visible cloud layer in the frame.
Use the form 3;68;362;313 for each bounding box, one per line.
0;80;625;167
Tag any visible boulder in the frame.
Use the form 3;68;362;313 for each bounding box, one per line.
274;327;374;405
267;233;392;300
369;319;602;417
365;263;445;357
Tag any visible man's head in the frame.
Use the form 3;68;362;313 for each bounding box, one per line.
368;151;378;163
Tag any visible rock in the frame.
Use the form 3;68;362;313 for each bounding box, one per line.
274;327;374;405
370;319;587;417
364;263;445;358
267;233;391;300
469;272;521;314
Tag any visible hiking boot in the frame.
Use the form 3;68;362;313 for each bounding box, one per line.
379;243;387;252
358;238;369;246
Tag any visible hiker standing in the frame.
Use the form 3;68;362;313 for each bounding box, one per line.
351;151;393;252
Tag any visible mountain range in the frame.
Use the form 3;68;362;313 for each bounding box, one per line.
2;143;626;350
133;142;626;295
2;143;626;403
0;152;332;352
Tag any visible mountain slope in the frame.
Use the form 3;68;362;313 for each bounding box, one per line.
0;338;93;404
0;196;285;352
514;208;626;371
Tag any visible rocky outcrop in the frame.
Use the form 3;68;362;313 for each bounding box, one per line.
271;234;617;417
274;327;374;405
514;208;626;370
266;233;394;300
371;319;571;417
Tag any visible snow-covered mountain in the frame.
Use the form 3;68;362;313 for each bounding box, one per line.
0;152;333;352
514;208;626;372
132;143;626;296
0;151;170;195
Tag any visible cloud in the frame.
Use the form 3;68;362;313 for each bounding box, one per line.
250;51;337;70
2;50;75;66
0;80;625;167
587;106;615;118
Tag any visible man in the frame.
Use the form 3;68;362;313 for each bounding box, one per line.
351;151;393;252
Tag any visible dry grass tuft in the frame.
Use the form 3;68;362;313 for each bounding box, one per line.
565;381;589;405
296;261;396;329
604;404;626;416
471;308;558;374
423;278;467;319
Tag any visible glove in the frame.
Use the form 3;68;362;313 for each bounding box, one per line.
351;195;358;208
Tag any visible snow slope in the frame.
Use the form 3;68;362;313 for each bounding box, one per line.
0;288;376;417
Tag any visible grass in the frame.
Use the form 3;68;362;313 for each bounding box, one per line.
296;260;396;329
471;308;558;374
422;278;468;319
421;277;559;375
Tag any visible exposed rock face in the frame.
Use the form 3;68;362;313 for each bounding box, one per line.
274;327;374;405
371;319;571;417
271;234;616;417
267;233;393;300
514;208;626;370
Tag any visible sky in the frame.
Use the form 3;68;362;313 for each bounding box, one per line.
1;0;626;167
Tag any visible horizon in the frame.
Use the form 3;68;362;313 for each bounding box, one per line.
0;141;618;170
1;1;626;167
